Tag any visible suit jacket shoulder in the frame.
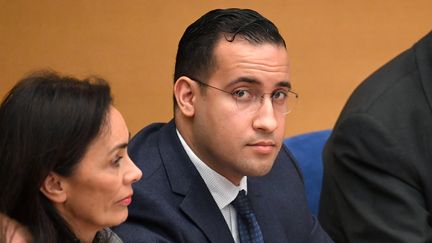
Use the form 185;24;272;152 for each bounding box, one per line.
319;32;432;243
115;120;332;243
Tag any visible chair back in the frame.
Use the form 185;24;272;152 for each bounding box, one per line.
284;129;332;215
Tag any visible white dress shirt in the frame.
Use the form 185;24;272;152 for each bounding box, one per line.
177;130;247;243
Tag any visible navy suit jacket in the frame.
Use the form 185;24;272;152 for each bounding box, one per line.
114;120;332;242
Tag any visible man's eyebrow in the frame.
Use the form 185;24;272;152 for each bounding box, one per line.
277;81;291;89
228;77;292;89
229;77;259;85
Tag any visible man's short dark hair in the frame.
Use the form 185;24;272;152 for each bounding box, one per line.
174;8;286;83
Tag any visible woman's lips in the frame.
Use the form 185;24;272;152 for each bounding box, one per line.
119;195;133;206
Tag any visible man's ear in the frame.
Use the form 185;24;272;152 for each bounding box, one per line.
40;172;67;203
174;76;198;117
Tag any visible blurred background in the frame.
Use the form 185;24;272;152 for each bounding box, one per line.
1;0;431;136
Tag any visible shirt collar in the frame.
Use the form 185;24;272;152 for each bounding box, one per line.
176;129;247;209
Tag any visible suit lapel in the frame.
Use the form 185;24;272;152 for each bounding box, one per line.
180;179;235;243
158;120;235;243
415;32;432;111
248;177;288;243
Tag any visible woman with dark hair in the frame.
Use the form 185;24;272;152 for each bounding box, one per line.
0;71;142;243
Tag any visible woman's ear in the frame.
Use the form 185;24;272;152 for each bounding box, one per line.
40;172;67;203
174;76;198;117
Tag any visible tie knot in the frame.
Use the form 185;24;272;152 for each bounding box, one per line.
232;190;253;215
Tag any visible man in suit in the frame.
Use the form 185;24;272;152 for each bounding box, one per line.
114;8;332;243
319;31;432;243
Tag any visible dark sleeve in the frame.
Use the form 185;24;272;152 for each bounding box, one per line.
319;113;432;243
308;215;335;243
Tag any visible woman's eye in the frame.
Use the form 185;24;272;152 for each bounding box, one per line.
112;156;123;167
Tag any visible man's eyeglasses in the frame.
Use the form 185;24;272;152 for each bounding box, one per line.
190;78;298;115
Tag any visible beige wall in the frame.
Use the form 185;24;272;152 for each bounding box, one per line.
1;0;431;137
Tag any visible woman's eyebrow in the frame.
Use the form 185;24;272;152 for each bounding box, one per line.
108;132;130;155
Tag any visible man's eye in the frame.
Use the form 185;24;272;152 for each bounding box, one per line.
232;89;253;100
272;90;288;100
